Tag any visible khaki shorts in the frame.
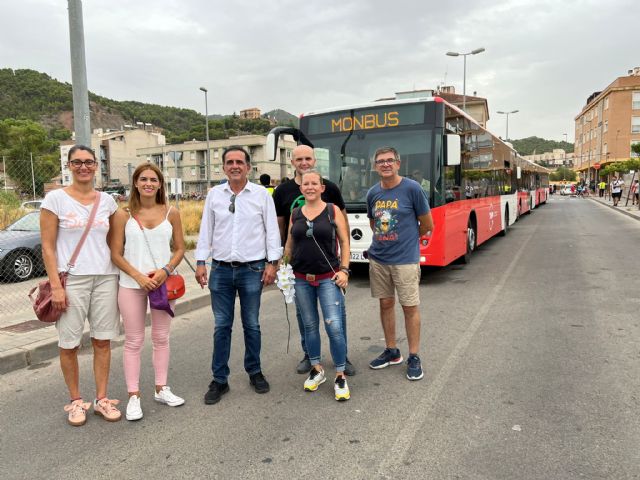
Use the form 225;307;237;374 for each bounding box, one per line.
369;258;421;306
56;274;120;349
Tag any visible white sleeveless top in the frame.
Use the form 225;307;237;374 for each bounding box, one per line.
119;207;173;288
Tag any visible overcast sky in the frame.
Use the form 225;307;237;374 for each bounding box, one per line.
1;0;638;142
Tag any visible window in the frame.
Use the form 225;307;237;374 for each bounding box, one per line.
632;116;640;134
603;143;608;155
632;142;640;158
604;97;609;109
633;92;640;110
604;120;608;133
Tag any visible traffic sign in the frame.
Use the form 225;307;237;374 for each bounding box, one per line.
593;163;601;170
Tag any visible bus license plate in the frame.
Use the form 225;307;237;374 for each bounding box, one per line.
351;252;365;261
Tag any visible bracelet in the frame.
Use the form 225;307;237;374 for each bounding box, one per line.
339;267;351;277
196;260;206;266
161;266;171;276
164;263;174;273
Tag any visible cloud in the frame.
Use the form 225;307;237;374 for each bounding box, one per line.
2;0;639;141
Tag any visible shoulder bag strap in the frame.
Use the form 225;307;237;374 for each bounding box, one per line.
66;191;101;272
326;203;337;257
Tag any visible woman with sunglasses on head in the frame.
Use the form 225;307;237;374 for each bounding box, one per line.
110;163;186;421
41;145;122;426
283;170;352;401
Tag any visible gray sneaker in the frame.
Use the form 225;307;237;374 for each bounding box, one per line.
296;355;311;374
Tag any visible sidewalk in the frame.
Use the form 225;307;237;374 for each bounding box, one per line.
0;251;212;374
587;192;640;221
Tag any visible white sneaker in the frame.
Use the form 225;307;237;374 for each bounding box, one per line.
154;386;185;407
126;395;143;421
334;376;351;401
303;367;326;391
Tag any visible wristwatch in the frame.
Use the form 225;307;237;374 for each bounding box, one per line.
339;267;351;276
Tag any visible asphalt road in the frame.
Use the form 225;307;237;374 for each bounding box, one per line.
1;196;639;479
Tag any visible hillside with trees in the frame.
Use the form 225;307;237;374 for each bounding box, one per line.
511;136;574;156
0;68;296;144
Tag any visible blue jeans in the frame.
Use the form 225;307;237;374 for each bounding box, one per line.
209;260;265;384
296;288;348;358
294;277;346;372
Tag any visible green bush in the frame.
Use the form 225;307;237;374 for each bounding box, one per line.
0;190;20;209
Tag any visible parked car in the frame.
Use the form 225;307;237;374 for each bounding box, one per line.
560;185;575;196
20;199;43;210
0;211;42;282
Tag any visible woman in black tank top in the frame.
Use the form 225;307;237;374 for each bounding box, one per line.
283;171;352;401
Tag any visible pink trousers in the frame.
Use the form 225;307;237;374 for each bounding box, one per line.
118;287;175;392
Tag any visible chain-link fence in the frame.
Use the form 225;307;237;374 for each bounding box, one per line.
0;156;203;329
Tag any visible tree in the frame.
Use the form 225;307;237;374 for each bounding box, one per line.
0;119;60;195
549;166;576;182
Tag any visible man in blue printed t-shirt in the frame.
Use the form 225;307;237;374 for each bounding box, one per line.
366;146;434;381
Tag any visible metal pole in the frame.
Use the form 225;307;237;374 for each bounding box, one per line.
505;113;509;141
200;87;211;190
30;153;36;200
67;0;91;146
174;151;180;210
462;54;467;112
2;156;6;191
127;163;133;188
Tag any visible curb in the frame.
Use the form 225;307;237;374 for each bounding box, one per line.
0;293;212;375
589;197;640;222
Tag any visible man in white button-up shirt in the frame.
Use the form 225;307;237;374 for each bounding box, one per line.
195;146;282;405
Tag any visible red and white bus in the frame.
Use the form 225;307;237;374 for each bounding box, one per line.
267;94;549;266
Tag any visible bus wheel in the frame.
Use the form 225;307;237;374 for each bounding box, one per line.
458;218;476;264
499;207;509;236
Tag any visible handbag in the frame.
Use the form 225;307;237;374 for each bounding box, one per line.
28;191;101;322
133;212;185;315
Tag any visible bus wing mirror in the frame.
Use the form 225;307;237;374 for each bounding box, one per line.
265;126;314;161
445;134;461;166
265;131;278;162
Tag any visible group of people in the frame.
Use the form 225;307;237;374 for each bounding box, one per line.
42;142;433;426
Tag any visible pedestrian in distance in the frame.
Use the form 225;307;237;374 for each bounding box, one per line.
195;146;282;405
272;144;356;376
283;170;352;401
598;180;606;198
366;146;434;381
110;163;186;421
260;173;274;196
40;145;122;426
610;176;624;206
631;179;639;206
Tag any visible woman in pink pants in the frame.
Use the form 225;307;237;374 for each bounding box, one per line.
110;163;186;421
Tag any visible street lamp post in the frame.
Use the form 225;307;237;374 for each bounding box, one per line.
496;110;519;141
199;86;211;189
446;47;485;111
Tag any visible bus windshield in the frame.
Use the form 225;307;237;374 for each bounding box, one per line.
306;128;437;212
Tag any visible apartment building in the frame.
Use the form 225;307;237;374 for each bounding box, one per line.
136;134;297;195
378;88;490;128
59;126;165;188
524;149;574;168
239;108;261;119
574;67;640;182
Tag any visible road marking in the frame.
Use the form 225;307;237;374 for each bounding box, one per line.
377;223;538;477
